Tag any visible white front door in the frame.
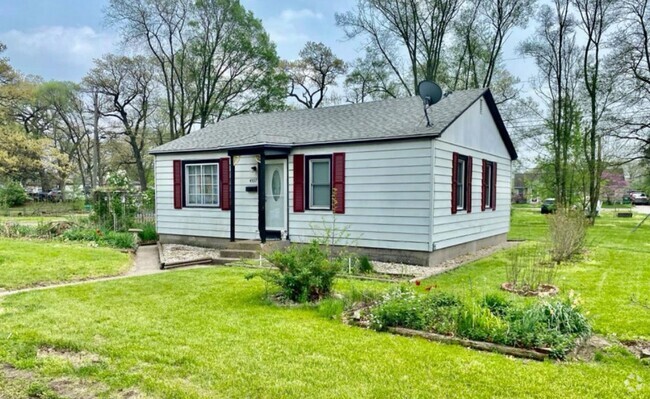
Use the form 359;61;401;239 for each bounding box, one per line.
265;160;287;232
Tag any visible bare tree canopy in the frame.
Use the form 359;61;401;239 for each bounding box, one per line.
337;0;463;95
283;42;347;109
84;55;157;190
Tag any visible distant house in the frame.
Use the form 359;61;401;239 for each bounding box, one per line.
150;88;517;266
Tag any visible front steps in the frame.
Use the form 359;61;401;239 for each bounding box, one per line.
212;240;262;266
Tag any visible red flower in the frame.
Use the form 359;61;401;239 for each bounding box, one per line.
415;280;421;286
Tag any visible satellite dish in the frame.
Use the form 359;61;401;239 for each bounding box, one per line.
417;80;442;127
418;80;442;106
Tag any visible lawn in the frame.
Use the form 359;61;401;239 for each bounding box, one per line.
0;209;648;398
0;239;132;291
0;268;648;398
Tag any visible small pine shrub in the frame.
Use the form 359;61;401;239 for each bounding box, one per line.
356;255;373;274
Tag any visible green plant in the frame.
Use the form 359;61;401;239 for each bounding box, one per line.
247;240;342;302
356;255;373;274
91;170;138;231
317;298;345;319
138;222;158;241
482;293;511;317
367;287;591;359
0;181;28;207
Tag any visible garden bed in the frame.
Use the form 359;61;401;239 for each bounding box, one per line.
501;282;559;297
346;287;591;360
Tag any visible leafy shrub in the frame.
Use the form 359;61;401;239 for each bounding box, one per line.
138;222;158;241
548;209;588;263
247;240;342;302
0;181;28;207
367;289;591;359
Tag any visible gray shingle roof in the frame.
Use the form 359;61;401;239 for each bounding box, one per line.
150;88;489;154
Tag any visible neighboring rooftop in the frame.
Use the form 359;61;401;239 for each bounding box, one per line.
150;87;516;159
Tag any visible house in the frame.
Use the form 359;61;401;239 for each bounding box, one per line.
150;88;517;266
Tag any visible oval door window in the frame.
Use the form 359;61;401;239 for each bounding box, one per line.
271;169;281;201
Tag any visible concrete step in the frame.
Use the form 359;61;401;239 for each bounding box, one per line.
220;249;259;259
228;240;262;251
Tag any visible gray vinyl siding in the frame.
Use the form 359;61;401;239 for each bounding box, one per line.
154;152;259;240
288;139;433;252
430;99;512;250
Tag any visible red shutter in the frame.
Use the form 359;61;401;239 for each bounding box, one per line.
481;159;487;211
173;160;182;209
492;162;497;211
466;156;473;213
219;157;231;210
293;154;305;212
451;152;458;214
332;152;345;214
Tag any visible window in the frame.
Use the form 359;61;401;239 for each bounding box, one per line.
452;153;472;214
307;156;331;209
456;156;467;211
185;162;219;206
482;160;497;211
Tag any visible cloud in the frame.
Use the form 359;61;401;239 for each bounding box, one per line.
0;25;116;80
265;8;323;47
279;9;323;23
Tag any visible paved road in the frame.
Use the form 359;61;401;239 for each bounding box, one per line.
634;205;650;214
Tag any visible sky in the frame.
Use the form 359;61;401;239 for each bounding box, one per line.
0;0;536;86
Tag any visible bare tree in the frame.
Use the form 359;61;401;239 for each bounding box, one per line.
521;0;582;207
344;49;404;103
84;55;156;190
573;0;620;221
337;0;463;95
283;42;347;109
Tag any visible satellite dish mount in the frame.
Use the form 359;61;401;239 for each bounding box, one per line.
418;80;443;127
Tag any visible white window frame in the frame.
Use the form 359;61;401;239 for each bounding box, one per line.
456;157;466;211
485;161;494;209
308;158;331;210
184;162;220;207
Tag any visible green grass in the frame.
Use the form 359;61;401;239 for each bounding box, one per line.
433;209;650;340
0;209;648;397
0;268;648;398
0;239;132;290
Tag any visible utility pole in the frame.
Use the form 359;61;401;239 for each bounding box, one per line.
92;90;101;187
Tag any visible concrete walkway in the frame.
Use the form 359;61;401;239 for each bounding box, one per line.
0;245;202;298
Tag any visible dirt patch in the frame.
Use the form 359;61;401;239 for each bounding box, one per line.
37;346;103;368
501;282;559;297
1;363;146;399
623;340;650;359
